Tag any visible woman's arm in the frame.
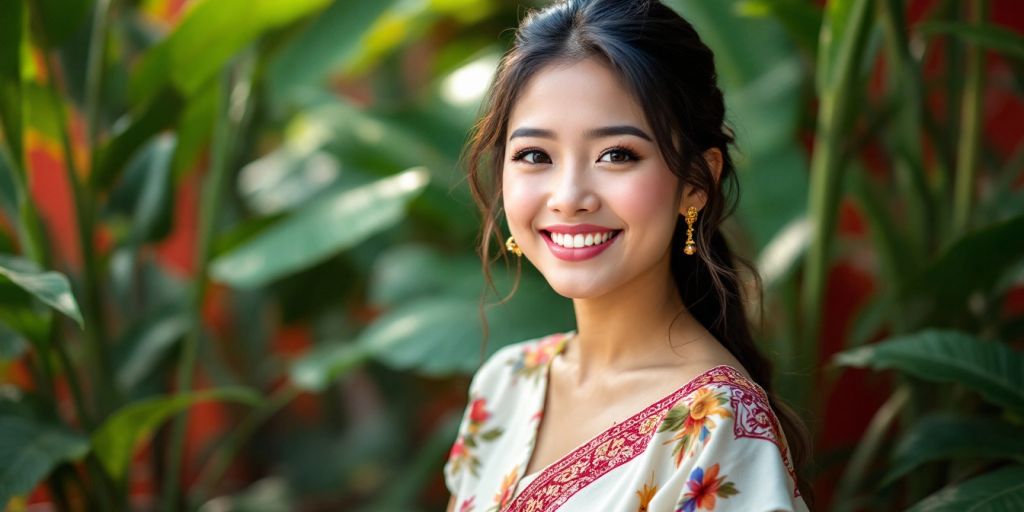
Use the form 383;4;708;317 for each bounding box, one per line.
446;495;457;512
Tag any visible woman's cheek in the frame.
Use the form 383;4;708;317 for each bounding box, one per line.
501;173;540;230
610;173;677;223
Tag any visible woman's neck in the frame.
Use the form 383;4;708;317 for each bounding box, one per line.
564;254;711;384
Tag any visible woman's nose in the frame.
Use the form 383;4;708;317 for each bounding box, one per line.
546;161;598;215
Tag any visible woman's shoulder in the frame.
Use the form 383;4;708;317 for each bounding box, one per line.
663;364;786;448
467;329;574;395
657;364;802;501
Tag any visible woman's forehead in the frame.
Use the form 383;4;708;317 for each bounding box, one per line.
506;57;651;140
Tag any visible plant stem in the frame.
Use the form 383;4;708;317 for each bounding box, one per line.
800;0;874;407
951;0;987;238
161;55;253;510
832;386;910;512
190;385;301;505
38;40;120;420
877;0;934;255
50;323;94;430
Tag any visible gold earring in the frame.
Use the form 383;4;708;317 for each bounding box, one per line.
506;235;523;257
684;206;698;255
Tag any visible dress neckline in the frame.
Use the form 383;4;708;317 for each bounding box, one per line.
511;329;747;504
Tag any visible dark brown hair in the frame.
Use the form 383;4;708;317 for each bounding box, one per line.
459;0;813;503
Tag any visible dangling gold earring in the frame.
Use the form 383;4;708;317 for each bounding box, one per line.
684;206;698;256
506;235;523;257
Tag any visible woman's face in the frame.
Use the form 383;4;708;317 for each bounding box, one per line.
502;56;690;299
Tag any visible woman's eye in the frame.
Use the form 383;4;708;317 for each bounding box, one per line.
599;148;639;163
511;150;551;164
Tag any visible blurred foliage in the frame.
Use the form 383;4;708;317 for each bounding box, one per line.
0;0;1021;511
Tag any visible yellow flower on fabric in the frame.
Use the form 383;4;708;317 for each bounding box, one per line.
688;388;730;421
490;468;519;511
658;387;733;466
635;479;658;511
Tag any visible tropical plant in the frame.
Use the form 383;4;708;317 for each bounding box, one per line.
0;0;1021;511
746;0;1024;509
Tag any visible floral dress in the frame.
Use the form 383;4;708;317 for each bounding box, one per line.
443;331;808;512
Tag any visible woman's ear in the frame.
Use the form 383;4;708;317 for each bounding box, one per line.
678;147;723;215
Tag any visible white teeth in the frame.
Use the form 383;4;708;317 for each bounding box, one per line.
549;230;617;248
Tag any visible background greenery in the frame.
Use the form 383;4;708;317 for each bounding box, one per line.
0;0;1022;510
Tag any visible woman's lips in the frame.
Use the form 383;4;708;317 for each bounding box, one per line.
540;230;622;261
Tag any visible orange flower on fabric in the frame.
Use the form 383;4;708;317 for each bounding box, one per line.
659;387;733;466
508;333;569;382
489;468;519;512
635;474;658;511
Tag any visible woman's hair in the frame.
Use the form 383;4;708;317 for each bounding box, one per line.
459;0;812;502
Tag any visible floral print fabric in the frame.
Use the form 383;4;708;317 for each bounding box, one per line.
443;331;808;512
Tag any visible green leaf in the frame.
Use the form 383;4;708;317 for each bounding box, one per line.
368;244;482;308
266;0;400;105
289;341;372;392
170;80;217;177
479;428;503;441
906;465;1024;512
0;416;90;509
917;21;1024;60
884;415;1024;485
108;134;178;244
901;213;1024;326
734;0;822;57
357;296;483;376
91;387;261;481
361;272;574;377
128;0;331;105
834;329;1024;412
0;322;27;361
236;139;374;216
0;254;83;329
91;88;184;191
659;406;689;432
111;302;192;390
210;167;430;289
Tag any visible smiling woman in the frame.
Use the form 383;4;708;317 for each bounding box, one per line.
445;1;812;511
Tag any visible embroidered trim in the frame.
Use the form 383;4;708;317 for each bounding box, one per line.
729;385;800;498
506;365;740;512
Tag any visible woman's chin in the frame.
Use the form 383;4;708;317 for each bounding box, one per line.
544;278;616;300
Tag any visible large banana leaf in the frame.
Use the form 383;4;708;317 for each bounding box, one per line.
128;0;332;105
210;167;429;289
901;213;1024;321
0;416;90;509
883;414;1024;485
91;387;261;481
916;21;1024;60
906;464;1024;512
835;329;1024;413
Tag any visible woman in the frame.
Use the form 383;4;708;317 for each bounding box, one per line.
444;0;811;510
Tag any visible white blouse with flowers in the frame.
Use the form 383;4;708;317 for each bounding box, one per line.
443;331;808;512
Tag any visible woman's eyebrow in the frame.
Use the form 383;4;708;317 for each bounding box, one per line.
508;125;653;142
586;125;653;141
